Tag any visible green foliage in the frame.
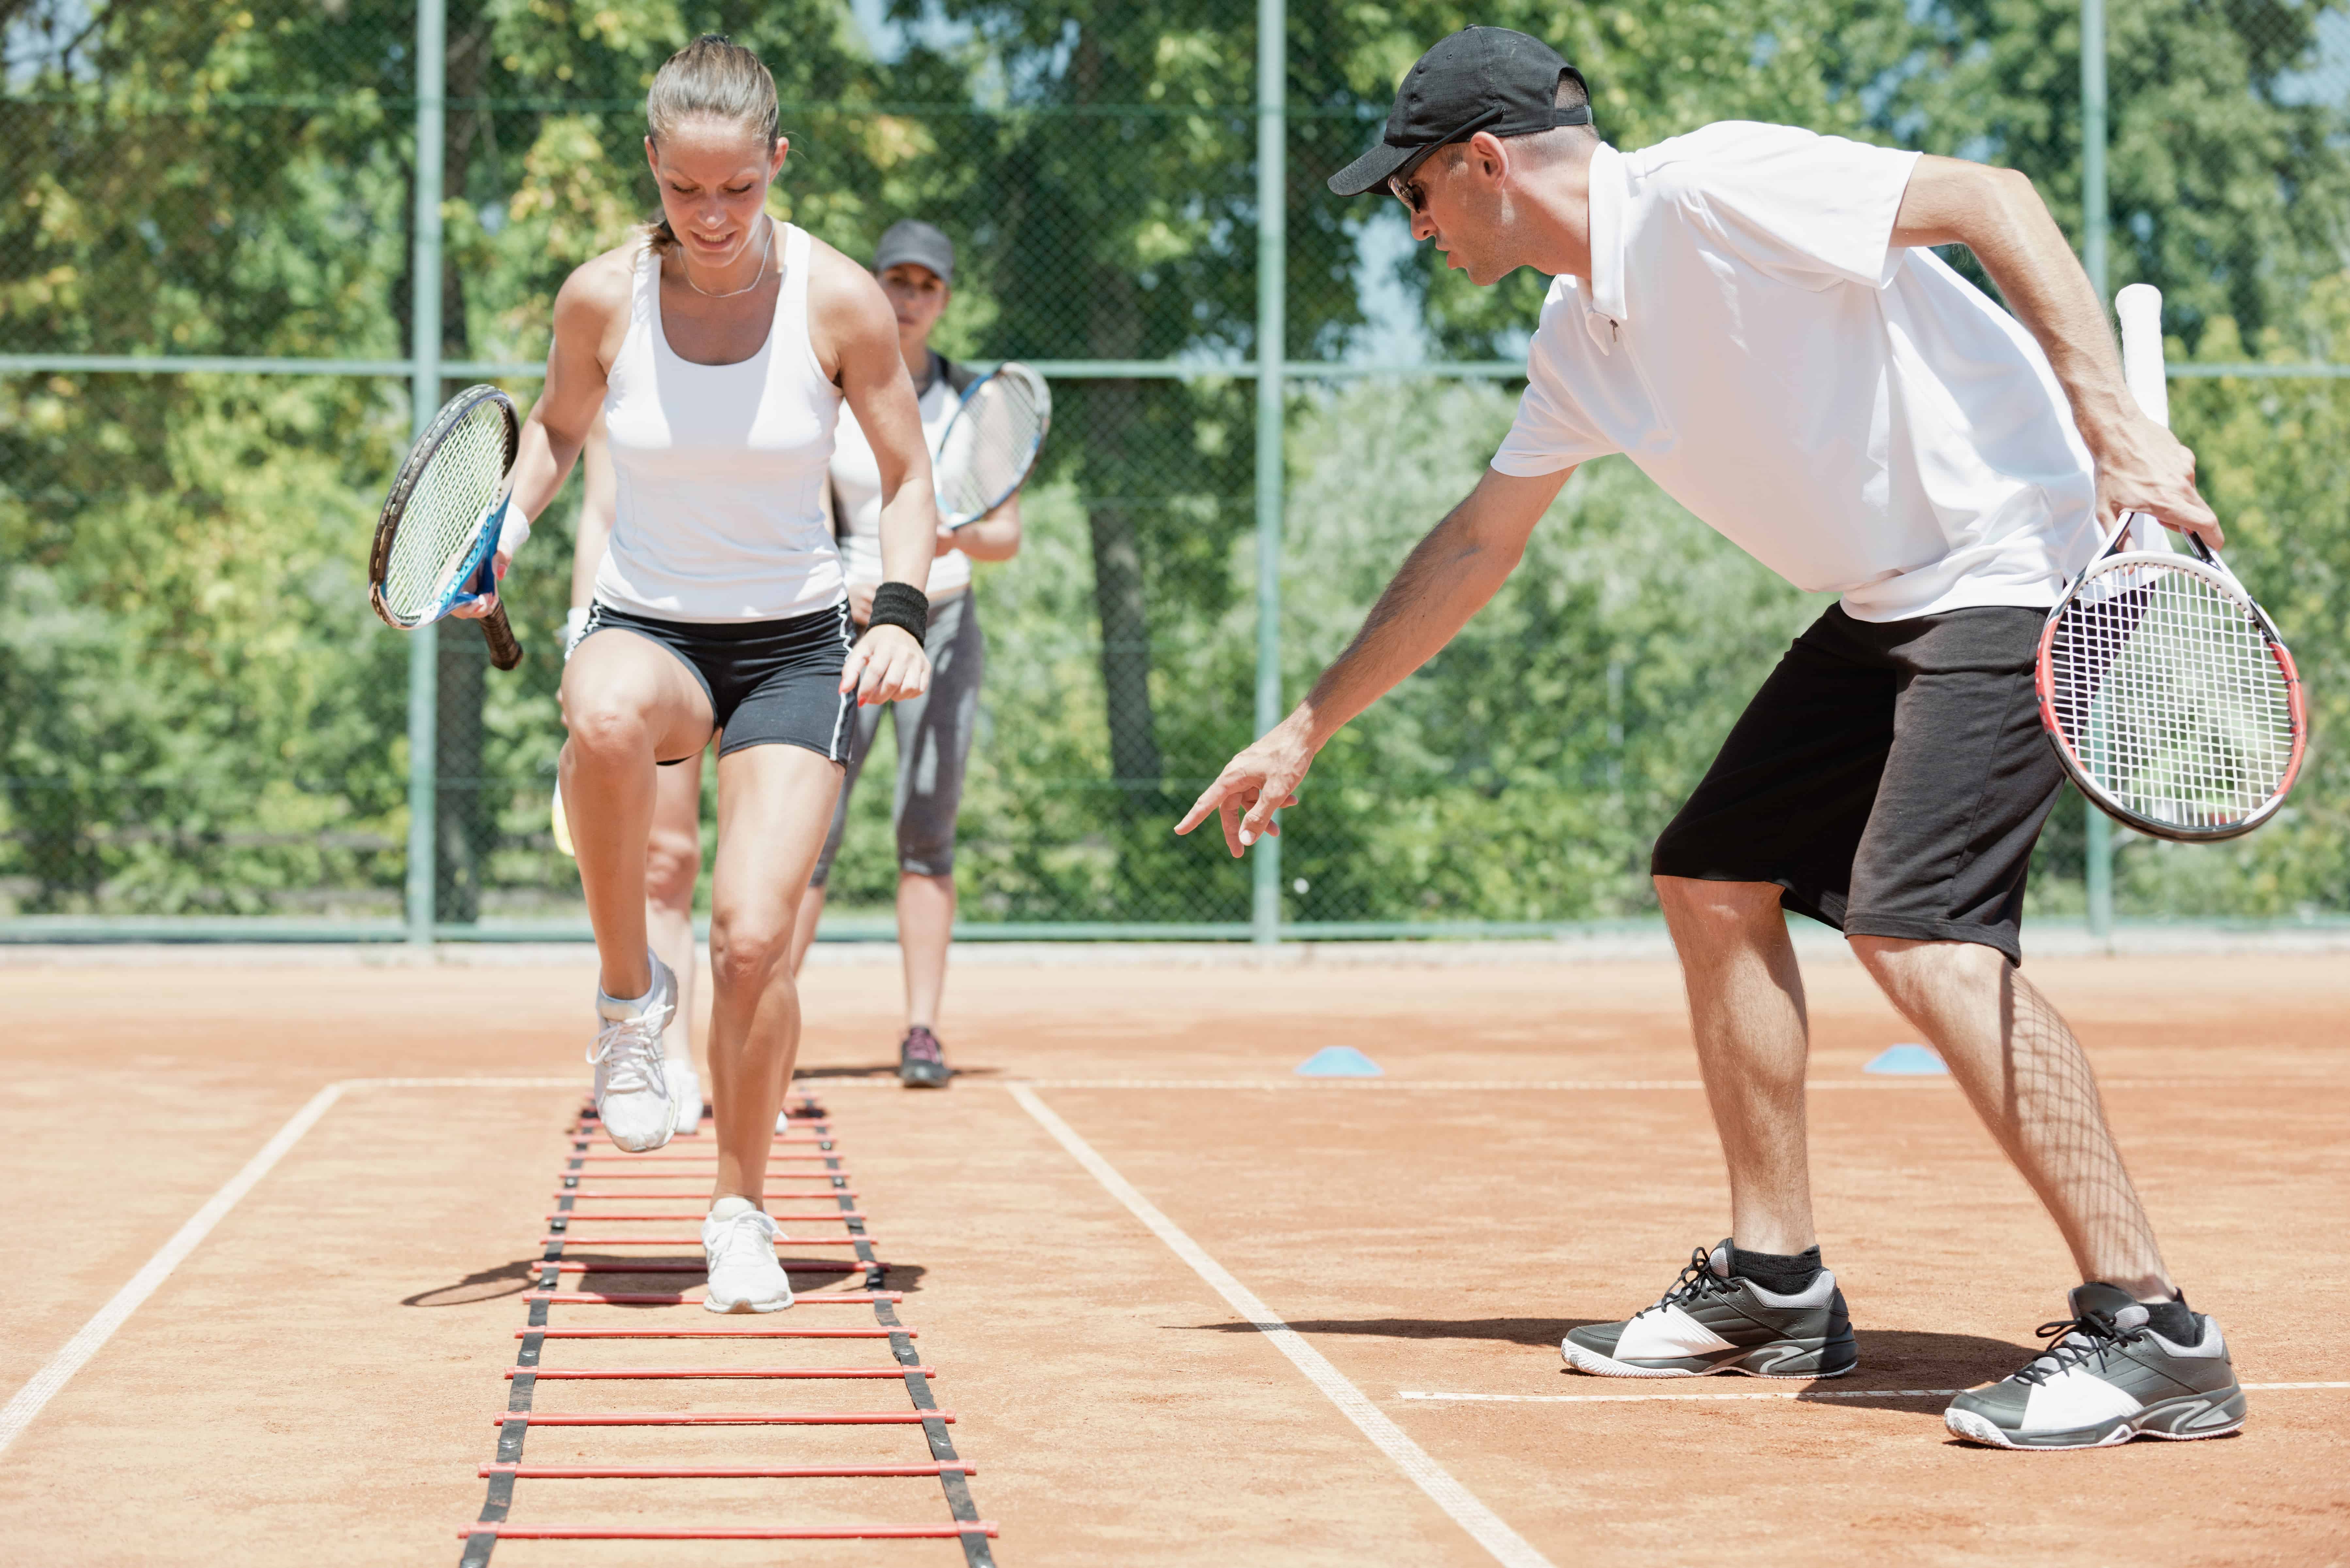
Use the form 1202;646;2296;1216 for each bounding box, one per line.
1;0;2344;924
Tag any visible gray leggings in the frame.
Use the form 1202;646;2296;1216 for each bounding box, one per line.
810;589;983;887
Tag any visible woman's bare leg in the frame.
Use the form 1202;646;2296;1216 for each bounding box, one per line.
560;632;713;997
645;752;706;1063
706;744;844;1206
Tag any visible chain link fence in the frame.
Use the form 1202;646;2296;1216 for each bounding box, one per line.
3;0;2346;937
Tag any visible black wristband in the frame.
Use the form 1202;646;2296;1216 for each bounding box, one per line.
865;580;929;644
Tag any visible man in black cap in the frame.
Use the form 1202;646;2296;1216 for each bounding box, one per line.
1178;26;2249;1451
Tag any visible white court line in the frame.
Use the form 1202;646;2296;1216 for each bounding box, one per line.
1400;1382;2350;1405
1006;1077;2273;1092
1009;1084;1554;1568
0;1074;578;1462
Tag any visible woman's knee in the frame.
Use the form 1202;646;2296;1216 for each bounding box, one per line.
563;691;656;760
708;915;794;994
644;822;702;909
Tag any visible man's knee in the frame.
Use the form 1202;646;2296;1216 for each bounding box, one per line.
1655;874;1785;928
1848;933;2002;1000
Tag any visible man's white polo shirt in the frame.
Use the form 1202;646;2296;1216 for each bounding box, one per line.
1490;121;2100;623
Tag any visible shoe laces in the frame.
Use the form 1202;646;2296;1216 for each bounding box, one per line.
1643;1247;1738;1314
589;999;674;1094
2012;1307;2145;1386
708;1208;776;1269
902;1027;944;1066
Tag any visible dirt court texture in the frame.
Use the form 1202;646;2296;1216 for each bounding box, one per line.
1;947;2345;1567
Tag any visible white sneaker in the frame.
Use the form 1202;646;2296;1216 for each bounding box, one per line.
667;1058;702;1137
703;1198;793;1313
589;955;677;1152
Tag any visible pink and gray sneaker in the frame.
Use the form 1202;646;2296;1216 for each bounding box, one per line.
898;1026;951;1089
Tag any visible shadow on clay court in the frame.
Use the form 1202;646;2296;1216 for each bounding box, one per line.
401;1259;928;1308
1191;1316;1586;1348
1190;1319;2034;1418
790;1063;1002;1081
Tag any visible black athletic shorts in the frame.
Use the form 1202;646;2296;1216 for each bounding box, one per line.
1649;603;2066;964
580;600;855;765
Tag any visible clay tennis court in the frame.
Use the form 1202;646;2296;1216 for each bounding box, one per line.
2;945;2344;1565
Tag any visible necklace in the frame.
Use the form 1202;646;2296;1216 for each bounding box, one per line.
679;218;774;300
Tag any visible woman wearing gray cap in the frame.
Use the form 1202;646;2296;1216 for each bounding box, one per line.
787;219;1023;1088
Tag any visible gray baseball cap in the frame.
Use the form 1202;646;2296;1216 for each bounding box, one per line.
873;219;956;283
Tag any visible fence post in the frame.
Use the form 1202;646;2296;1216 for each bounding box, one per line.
2079;0;2115;946
1251;0;1287;946
404;0;445;946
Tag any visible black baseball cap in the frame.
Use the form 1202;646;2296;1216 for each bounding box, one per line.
873;219;955;283
1329;27;1592;197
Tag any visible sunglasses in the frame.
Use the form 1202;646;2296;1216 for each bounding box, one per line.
1384;106;1505;216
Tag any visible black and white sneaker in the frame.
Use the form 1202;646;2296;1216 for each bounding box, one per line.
1943;1283;2245;1449
1563;1239;1857;1379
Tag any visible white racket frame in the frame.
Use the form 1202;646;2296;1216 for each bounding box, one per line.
2033;285;2306;841
933;361;1051;529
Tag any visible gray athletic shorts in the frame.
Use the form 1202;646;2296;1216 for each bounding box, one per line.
810;589;984;886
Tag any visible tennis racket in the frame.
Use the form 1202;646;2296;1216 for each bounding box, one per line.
2034;285;2305;841
933;362;1051;528
367;383;525;670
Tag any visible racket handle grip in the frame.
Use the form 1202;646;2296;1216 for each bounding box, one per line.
2115;283;2169;429
480;603;525;671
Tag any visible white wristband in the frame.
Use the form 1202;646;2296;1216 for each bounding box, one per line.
496;501;533;560
563;605;592;660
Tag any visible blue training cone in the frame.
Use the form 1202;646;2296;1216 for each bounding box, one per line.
1296;1045;1383;1078
1864;1042;1947;1076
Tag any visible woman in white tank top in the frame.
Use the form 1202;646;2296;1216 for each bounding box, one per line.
451;35;939;1313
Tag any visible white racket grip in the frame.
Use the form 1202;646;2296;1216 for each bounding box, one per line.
2116;283;2169;428
2113;283;2172;553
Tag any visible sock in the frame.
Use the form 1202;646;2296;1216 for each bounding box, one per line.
709;1195;757;1221
1731;1244;1823;1295
2142;1294;2199;1345
597;952;665;1016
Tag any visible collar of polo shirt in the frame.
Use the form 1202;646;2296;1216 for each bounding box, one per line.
1580;142;1630;352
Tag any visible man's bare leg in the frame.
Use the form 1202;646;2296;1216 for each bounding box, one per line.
1850;935;2172;1301
1654;875;1817;1255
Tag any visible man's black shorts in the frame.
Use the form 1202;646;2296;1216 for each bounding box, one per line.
1649;603;2065;964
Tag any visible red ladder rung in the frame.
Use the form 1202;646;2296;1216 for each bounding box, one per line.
541;1235;871;1246
511;1366;932;1380
459;1522;994;1540
560;1188;857;1198
522;1325;913;1338
525;1290;899;1304
491;1409;952;1426
479;1462;973;1479
542;1260;871;1274
545;1211;867;1222
569;1153;842;1163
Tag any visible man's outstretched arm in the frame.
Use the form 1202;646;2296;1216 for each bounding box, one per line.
1174;465;1571;856
1890;155;2219;546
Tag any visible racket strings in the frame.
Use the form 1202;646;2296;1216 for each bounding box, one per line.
379;402;511;620
2047;562;2296;830
936;374;1047;523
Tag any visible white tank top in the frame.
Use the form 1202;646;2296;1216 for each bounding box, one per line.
830;357;971;598
594;222;846;622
